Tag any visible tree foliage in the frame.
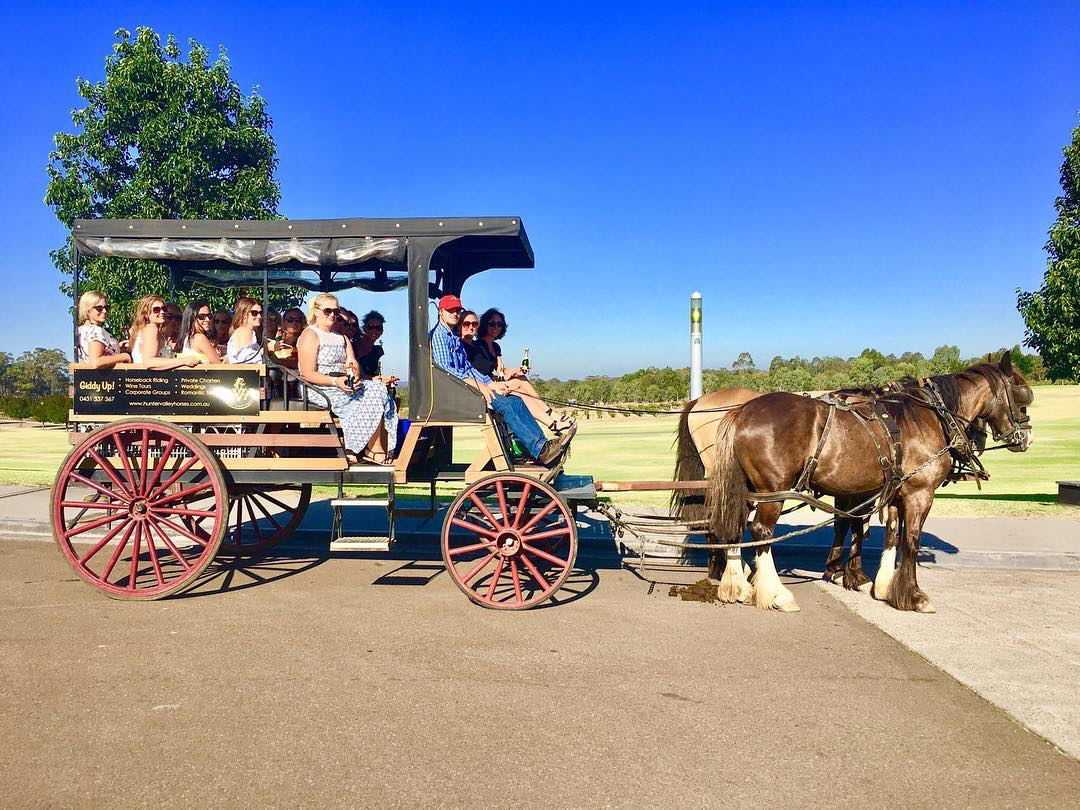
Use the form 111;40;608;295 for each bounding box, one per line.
1017;116;1080;381
45;27;301;336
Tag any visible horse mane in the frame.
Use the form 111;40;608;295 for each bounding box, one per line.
929;364;1003;412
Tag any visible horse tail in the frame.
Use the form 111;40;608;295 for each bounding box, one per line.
671;399;707;521
706;409;749;541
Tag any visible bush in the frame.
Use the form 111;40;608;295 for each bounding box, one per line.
0;396;31;420
28;394;71;425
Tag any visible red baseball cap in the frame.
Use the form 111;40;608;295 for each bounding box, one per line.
438;294;463;311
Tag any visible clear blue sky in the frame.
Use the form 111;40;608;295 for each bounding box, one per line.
2;1;1078;380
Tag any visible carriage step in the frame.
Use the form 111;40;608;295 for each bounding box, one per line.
330;498;391;508
330;536;393;552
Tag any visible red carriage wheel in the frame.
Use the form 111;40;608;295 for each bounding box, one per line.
219;485;312;556
51;419;227;600
441;474;578;610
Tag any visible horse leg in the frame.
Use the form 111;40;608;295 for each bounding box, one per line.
872;504;901;601
824;507;850;586
749;502;799;612
717;545;751;603
887;492;935;613
843;508;873;593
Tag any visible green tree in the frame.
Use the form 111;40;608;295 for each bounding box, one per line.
7;349;70;397
45;27;300;334
1017;117;1080;381
732;352;755;372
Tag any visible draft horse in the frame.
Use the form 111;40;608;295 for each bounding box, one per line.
672;354;1033;613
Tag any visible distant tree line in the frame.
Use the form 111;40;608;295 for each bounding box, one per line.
532;344;1050;406
0;348;71;423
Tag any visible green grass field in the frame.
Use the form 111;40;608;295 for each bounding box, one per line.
2;385;1077;517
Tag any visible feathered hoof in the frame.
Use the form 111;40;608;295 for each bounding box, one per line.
915;599;936;614
752;584;800;612
857;581;873;594
823;571;844;586
773;594;801;612
717;567;751;604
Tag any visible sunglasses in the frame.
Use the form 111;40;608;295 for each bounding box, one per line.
150;306;165;314
249;309;263;317
213;318;229;324
91;304;109;312
488;321;505;328
462;321;479;328
195;313;211;321
284;316;303;324
165;314;180;321
322;307;340;316
364;323;383;331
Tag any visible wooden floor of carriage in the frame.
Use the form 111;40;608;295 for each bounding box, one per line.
1;539;1077;806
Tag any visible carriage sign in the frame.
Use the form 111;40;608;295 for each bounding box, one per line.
73;368;261;416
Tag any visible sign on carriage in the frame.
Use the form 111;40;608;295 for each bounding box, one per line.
73;367;261;416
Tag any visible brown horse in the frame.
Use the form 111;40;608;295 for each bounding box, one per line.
673;354;1033;612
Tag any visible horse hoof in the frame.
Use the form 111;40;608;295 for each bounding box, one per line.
857;581;873;594
823;572;843;585
915;600;936;614
774;596;800;612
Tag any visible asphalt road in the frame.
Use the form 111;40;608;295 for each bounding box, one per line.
1;538;1078;807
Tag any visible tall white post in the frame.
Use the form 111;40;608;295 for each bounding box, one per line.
690;291;703;400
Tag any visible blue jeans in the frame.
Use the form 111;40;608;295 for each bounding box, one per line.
490;393;546;458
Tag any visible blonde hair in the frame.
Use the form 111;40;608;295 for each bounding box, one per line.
129;295;164;343
307;293;339;326
78;290;106;324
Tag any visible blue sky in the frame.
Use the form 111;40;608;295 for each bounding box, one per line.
2;1;1078;380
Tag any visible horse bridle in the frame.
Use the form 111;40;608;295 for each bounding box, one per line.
983;369;1032;449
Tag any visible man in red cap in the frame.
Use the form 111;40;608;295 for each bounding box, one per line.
430;294;572;466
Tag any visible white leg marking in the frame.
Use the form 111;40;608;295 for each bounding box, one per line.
751;547;799;612
718;547;751;603
873;546;896;601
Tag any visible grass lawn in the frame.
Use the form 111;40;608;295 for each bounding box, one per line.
1;385;1077;517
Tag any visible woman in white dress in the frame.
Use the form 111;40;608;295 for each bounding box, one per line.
128;295;197;370
226;297;264;364
297;293;398;465
76;291;131;368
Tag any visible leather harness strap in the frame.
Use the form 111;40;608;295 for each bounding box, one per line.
794;403;835;492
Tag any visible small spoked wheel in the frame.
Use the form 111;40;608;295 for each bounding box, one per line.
51;419;227;600
441;474;578;610
219;485;312;556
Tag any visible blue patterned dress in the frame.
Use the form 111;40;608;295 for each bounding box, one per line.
304;327;398;455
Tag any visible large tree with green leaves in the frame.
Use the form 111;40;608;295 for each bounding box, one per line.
46;27;300;336
1017;116;1080;381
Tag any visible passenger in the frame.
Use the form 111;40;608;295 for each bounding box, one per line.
76;291;131;368
211;310;231;356
128;295;197;369
226;297;264;364
263;308;280;343
177;300;222;364
269;307;304;368
458;309;479;344
355;310;388;379
298;293;398;465
430;295;571;466
160;303;182;357
476;307;575;433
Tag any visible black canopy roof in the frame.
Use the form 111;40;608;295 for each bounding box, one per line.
73;216;534;293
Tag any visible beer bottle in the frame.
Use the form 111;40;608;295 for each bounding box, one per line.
521;347;530;375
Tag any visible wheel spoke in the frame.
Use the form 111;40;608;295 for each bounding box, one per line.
153;481;213;508
468;492;503;532
521;542;569;568
447;540;494;557
143;522;164;587
144;437;178;495
111;431;139;496
77;517;133;565
522;526;571;543
139;429;150;493
155;515;210;547
246;499;266;543
462;551;498;585
69;473;130;504
495;481;509;527
148;456;200;501
518;500;560;535
153;506;218;518
510;559;523;603
234;497;244;543
146;518;193;571
85;447;133;498
485;557;506;601
100;520;136;582
510;482;532;529
450;517;498;540
59;501;128;511
247;493;284;530
518;550;552;592
128;523;143;590
258;489;299;513
64;510;127;539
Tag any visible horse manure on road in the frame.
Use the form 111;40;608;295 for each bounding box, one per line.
668;579;719;603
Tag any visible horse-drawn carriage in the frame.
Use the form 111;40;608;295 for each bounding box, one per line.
54;216;594;609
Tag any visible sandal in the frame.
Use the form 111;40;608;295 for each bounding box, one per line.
359;450;394;467
549;413;577;434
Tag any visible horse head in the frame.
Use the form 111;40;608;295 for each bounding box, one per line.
978;351;1034;452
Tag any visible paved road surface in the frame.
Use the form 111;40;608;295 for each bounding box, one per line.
1;539;1078;807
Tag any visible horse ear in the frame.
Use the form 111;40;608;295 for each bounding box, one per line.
999;350;1013;374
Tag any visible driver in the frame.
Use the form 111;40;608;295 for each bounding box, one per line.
429;295;573;467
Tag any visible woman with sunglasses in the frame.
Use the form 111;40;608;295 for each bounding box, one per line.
298;293;398;465
475;308;574;433
226;297;264;364
268;307;305;368
211;311;231;356
355;310;393;380
159;302;182;357
177;300;222;364
76;291;131;368
128;295;197;369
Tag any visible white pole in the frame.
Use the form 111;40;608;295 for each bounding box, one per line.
690;291;703;400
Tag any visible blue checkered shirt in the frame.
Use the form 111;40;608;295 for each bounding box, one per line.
429;322;492;385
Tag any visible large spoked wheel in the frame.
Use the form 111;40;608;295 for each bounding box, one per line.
219;485;312;556
441;474;578;610
51;419;228;600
